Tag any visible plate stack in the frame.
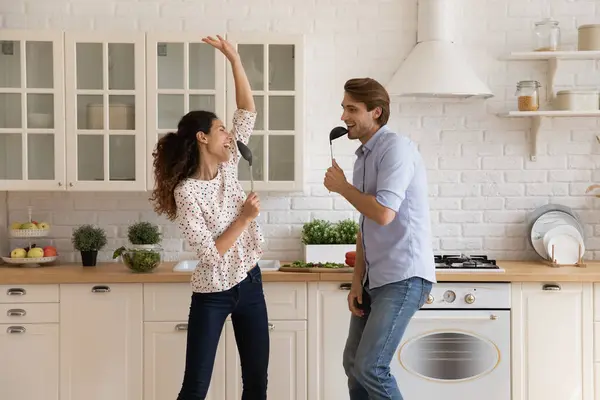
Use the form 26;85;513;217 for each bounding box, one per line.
527;205;585;266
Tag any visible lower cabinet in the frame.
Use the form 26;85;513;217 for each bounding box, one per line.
0;323;59;400
59;283;143;400
143;321;226;400
308;281;353;400
512;282;594;400
224;319;307;400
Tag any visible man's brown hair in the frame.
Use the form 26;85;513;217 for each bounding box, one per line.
344;78;390;126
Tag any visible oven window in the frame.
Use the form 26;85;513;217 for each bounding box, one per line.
398;332;500;381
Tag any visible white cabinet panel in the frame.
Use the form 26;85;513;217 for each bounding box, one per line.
0;323;59;400
60;283;143;400
143;321;225;400
512;282;594;400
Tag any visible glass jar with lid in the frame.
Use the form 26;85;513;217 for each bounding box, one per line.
516;80;541;111
533;18;560;51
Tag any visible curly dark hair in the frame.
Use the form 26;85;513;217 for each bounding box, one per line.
149;110;218;221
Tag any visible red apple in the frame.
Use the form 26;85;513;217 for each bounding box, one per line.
43;246;57;257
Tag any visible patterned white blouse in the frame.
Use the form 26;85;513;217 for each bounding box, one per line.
174;108;264;293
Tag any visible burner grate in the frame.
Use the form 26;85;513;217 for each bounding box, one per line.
434;254;499;269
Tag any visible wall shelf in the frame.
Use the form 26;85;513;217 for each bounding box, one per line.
502;50;600;61
497;111;600;161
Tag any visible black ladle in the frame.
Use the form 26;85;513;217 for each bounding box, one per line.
236;140;254;192
329;126;348;163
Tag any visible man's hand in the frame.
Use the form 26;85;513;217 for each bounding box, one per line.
347;283;364;317
324;159;350;194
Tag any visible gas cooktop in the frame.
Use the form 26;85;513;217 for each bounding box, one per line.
434;254;504;272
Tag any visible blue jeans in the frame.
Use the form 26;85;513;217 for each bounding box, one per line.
177;266;269;400
342;276;432;400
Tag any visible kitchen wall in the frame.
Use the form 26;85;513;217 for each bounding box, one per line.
2;0;600;263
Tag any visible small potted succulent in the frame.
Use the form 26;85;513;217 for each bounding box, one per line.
301;219;358;264
72;224;107;267
113;221;163;273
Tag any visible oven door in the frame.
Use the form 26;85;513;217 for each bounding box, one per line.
391;309;510;400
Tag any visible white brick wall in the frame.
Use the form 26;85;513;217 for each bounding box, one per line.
2;0;600;264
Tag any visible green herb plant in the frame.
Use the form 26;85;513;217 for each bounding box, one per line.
72;225;107;252
301;219;359;245
127;221;161;245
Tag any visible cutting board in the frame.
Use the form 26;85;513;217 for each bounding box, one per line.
279;266;354;273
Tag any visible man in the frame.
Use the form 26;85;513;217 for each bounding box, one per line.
323;77;436;400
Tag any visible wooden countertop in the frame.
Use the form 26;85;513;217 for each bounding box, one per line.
1;260;600;285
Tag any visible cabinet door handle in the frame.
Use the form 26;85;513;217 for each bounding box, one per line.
268;323;275;331
91;285;111;293
339;283;352;290
7;309;26;317
542;284;561;291
175;324;188;331
7;326;26;334
6;288;26;296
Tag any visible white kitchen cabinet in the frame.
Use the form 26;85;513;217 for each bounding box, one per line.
143;321;226;400
0;30;66;191
226;33;305;192
145;33;226;190
225;319;307;400
59;283;143;400
64;32;147;191
0;323;59;400
512;282;594;400
308;281;352;400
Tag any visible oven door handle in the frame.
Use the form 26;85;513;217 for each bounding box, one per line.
413;314;499;321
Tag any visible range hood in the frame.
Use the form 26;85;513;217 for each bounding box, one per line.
387;0;493;99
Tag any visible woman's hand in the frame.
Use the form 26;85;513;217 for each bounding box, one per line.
241;192;260;222
202;35;239;63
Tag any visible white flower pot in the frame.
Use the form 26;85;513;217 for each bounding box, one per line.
303;244;355;264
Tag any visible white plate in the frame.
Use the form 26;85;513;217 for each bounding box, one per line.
546;234;583;264
1;256;58;267
530;210;584;259
543;225;584;256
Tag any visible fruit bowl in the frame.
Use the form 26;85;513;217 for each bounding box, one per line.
9;221;51;238
113;246;162;273
1;256;58;267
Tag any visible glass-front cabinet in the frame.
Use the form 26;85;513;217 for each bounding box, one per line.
64;32;146;191
145;33;226;190
0;31;304;192
227;34;304;192
0;30;65;191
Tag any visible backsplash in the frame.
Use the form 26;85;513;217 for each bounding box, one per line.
2;0;600;263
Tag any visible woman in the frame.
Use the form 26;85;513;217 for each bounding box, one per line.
150;35;268;400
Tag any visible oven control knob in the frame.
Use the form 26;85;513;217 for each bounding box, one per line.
443;290;456;303
465;293;475;304
426;294;434;304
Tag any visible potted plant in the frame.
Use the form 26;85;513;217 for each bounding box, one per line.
71;224;107;267
112;221;163;273
301;219;358;264
127;221;161;250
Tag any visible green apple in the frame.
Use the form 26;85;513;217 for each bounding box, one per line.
10;222;21;230
11;248;26;258
20;222;37;230
27;247;44;258
37;222;50;230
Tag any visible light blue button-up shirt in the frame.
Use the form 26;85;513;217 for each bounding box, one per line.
353;125;437;289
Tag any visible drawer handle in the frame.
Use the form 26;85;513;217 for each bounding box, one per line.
543;284;561;291
268;323;275;331
175;324;188;331
7;309;26;317
91;285;111;293
339;283;352;291
7;326;26;334
7;288;26;296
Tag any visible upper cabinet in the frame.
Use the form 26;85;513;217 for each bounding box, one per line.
0;30;65;191
227;34;305;192
65;32;146;191
0;30;304;192
145;33;226;190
